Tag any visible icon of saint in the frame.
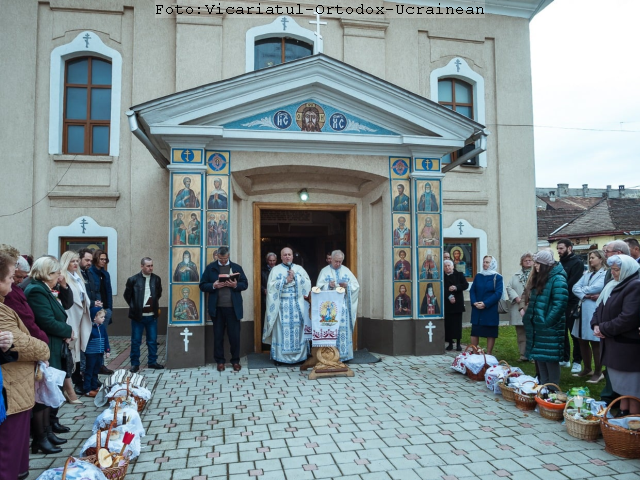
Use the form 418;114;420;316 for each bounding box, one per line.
173;250;199;282
174;177;201;208
207;178;228;210
174;287;199;321
417;182;438;212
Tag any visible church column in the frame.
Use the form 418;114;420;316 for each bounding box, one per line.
412;158;445;354
167;148;207;368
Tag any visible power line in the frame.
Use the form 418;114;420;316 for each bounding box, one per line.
488;123;640;133
0;161;74;218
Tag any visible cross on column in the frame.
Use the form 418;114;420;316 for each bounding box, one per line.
425;321;435;342
309;13;327;40
181;328;193;352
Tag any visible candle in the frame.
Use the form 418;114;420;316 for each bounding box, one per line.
574;395;583;413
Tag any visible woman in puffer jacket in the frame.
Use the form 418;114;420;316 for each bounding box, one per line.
522;250;569;387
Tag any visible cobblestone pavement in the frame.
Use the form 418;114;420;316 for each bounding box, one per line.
28;337;640;479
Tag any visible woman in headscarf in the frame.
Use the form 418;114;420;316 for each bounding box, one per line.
443;259;468;351
571;249;607;382
0;251;51;479
469;255;503;354
522;250;568;387
60;250;92;402
506;252;534;361
591;254;640;416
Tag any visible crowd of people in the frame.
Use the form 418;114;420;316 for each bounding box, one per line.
443;237;640;412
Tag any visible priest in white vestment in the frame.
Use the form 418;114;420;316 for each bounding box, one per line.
263;247;310;364
316;250;360;361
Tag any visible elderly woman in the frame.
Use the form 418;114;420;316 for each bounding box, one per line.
0;252;51;480
571;250;607;382
469;255;504;354
506;252;534;361
591;255;640;416
443;259;468;351
522;250;568;386
60;250;92;402
25;256;75;447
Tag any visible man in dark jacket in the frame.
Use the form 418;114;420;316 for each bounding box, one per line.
557;239;584;370
199;247;248;372
124;257;163;373
78;248;100;308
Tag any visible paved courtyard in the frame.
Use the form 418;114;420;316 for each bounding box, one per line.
28;337;640;480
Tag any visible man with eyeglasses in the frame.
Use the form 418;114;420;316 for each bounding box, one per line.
88;249;114;375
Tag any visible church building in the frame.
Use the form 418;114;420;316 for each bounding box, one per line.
0;0;550;367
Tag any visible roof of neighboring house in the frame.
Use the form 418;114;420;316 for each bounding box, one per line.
548;198;640;240
537;209;582;238
537;196;603;211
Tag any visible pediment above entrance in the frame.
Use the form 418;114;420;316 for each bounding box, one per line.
129;54;487;166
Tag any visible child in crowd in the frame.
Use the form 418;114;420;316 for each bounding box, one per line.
84;307;110;397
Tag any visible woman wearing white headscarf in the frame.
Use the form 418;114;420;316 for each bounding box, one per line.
591;254;640;416
469;255;503;354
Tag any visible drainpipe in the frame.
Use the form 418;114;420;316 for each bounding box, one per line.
441;132;487;173
126;110;169;168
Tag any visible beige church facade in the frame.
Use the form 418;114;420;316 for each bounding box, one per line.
0;0;549;367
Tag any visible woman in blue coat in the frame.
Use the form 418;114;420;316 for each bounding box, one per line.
469;255;503;354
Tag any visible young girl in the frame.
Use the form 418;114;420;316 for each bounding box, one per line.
84;307;110;397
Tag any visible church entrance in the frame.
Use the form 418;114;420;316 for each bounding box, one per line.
252;203;357;353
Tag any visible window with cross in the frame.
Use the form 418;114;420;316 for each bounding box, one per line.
63;56;112;154
254;37;313;70
438;78;478;166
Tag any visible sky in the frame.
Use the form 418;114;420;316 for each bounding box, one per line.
529;0;640;189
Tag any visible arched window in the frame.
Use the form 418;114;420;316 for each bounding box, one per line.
254;37;313;70
438;78;477;165
63;57;112;154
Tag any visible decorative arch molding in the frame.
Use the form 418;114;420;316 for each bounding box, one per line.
48;216;119;295
430;57;487;167
443;218;487;278
49;31;122;156
245;16;321;72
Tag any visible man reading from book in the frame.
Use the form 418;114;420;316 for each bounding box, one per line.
199;246;248;372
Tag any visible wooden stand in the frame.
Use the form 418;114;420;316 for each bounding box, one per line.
300;346;354;380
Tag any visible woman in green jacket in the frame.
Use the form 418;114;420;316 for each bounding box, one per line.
522;250;569;387
24;256;74;450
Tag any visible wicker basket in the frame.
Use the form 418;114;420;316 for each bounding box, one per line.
465;347;489;382
600;396;640;459
498;371;519;402
535;383;566;421
109;379;147;414
563;400;601;441
514;381;537;411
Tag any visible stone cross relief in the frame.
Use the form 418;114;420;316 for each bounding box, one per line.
455;59;462;72
457;221;465;235
281;17;288;31
181;328;193;352
83;33;91;48
425;321;435;342
309;13;327;40
80;218;89;234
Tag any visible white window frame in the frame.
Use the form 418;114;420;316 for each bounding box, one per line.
48;216;118;295
246;16;320;73
430;57;486;167
49;31;122;156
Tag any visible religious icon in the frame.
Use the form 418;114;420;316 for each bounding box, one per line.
445;243;474;278
394;283;412;317
296;102;325;132
172;247;200;282
417;215;440;246
206;248;219;266
173;286;199;321
419;282;441;316
394;249;411;280
393;214;411;246
416;180;440;212
186;212;201;245
207;152;228;174
392;180;410;212
391;158;410;177
419;248;440;280
173;174;201;208
172;212;187;245
207;176;229;210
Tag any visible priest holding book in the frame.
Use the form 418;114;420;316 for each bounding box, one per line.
199;246;248;372
263;247;311;365
317;250;360;361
